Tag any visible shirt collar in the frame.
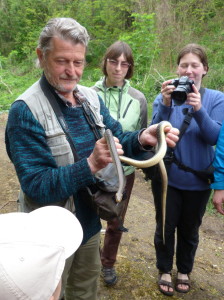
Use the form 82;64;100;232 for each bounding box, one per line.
55;90;81;108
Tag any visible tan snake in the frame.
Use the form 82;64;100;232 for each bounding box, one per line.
104;121;172;244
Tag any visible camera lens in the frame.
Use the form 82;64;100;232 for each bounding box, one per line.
169;76;194;106
171;89;187;106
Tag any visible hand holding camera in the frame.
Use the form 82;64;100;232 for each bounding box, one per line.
162;76;201;111
169;76;194;106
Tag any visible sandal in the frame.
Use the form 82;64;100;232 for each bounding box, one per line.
158;272;174;296
175;273;191;293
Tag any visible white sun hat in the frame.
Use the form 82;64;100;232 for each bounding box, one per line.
0;206;83;300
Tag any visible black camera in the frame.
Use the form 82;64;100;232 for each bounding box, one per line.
169;76;194;106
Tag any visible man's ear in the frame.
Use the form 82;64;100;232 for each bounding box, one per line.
36;48;44;68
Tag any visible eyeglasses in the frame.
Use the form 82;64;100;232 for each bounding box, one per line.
107;59;130;69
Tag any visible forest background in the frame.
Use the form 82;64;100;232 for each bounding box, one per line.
0;2;224;298
0;0;224;116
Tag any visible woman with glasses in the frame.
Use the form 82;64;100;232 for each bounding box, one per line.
92;41;148;286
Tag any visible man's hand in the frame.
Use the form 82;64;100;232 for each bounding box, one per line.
87;136;123;174
139;124;179;148
213;190;224;215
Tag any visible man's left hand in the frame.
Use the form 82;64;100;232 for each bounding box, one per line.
139;124;179;148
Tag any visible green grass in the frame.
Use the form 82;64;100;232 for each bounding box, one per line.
0;65;41;111
0;63;154;119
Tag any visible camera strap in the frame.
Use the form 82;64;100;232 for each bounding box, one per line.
166;87;205;161
165;110;193;163
169;87;205;147
175;87;205;142
166;87;213;180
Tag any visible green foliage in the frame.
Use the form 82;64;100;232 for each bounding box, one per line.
0;0;224;115
120;13;160;74
0;0;49;59
0;55;8;70
119;13;161;110
80;67;102;87
71;0;136;65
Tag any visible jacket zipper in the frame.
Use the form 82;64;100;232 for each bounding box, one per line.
122;99;133;118
117;88;122;120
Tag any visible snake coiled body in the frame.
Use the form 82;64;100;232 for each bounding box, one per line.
104;121;172;244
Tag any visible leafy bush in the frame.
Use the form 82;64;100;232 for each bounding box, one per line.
119;13;160;77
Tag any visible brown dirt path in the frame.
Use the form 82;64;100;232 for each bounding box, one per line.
0;113;223;299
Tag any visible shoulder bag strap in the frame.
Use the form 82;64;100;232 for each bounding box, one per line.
74;90;102;140
39;75;79;162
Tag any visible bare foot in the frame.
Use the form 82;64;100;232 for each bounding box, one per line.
158;273;174;295
175;272;190;293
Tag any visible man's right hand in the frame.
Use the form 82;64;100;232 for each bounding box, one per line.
213;190;224;215
87;136;123;174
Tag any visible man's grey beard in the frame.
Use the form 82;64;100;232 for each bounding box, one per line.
44;68;77;93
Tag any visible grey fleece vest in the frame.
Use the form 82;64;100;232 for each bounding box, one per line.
16;79;105;212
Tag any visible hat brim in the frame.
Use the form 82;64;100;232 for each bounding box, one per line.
0;206;83;258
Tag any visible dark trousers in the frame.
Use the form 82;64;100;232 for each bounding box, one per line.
151;180;211;274
101;172;135;268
